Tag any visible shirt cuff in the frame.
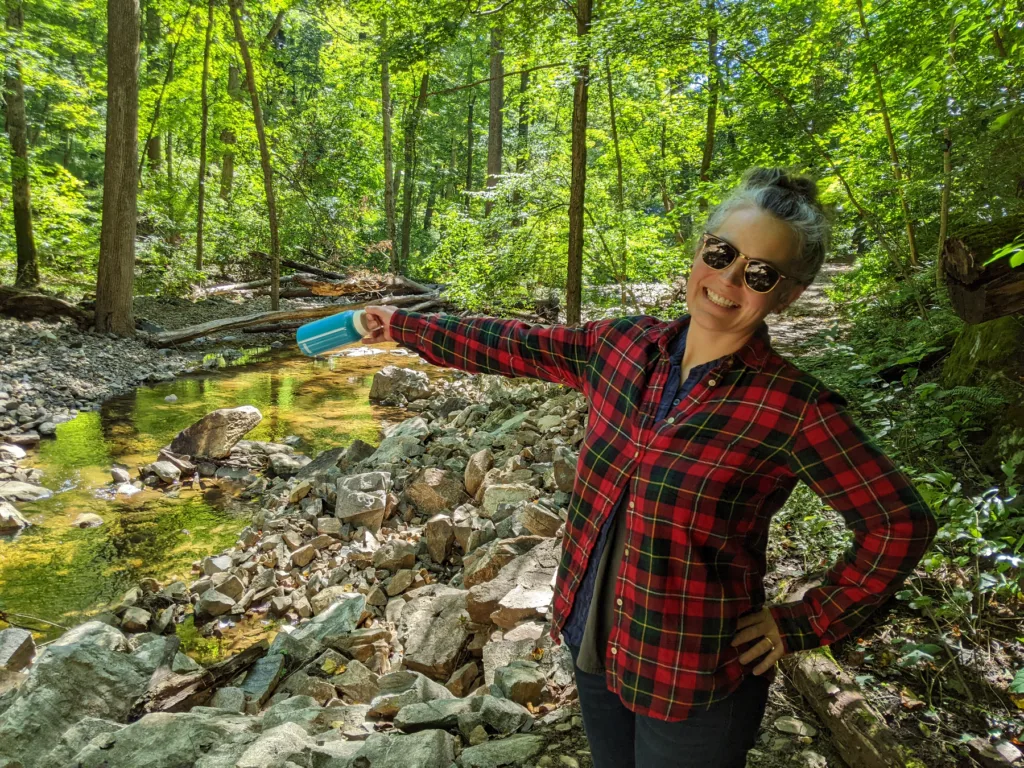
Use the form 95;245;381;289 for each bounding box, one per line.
768;601;822;654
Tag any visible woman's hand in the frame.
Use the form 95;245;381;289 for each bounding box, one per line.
364;306;397;343
731;607;786;675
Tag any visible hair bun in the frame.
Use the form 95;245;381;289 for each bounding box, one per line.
744;167;820;206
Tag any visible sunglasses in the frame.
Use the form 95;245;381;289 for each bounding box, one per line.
698;232;802;294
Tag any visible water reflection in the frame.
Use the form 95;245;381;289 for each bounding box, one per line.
0;346;427;636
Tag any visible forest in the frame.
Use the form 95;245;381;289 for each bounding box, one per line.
1;0;1024;766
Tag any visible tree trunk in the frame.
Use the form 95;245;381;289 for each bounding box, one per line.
423;171;438;232
465;58;475;210
485;25;504;216
937;128;952;266
399;72;429;271
195;0;213;270
698;1;719;212
940;213;1024;324
511;69;530;212
229;0;281;310
263;9;284;48
855;0;920;267
604;56;627;299
566;0;592;326
96;0;140;336
143;0;161;172
219;65;241;199
380;19;397;272
5;0;39;289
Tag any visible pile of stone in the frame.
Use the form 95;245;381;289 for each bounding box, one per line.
0;365;593;767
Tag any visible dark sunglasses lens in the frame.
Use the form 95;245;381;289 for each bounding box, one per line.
744;261;781;293
701;238;737;269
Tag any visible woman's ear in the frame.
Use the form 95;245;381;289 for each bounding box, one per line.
772;283;807;314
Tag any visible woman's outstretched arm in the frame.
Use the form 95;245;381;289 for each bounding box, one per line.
365;306;609;391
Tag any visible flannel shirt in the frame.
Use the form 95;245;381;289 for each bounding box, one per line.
390;310;937;721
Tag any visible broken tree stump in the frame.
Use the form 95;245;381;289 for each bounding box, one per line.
940;213;1024;324
0;287;91;327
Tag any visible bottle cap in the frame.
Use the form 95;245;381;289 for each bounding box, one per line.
351;309;370;338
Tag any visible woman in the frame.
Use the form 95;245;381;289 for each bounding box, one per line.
364;168;936;767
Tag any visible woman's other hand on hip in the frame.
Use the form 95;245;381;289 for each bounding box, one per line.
731;607;786;675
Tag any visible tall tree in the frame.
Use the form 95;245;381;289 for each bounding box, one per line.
464;59;476;210
485;25;504;216
229;0;281;309
95;0;141;335
399;72;429;270
144;1;161;171
566;0;592;325
511;68;530;211
195;0;214;270
220;64;243;199
380;18;398;271
4;0;39;289
697;0;719;211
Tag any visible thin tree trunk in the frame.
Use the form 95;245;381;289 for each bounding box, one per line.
465;60;475;211
604;55;627;300
5;0;39;289
485;25;504;216
566;0;592;326
423;171;438;232
937;22;955;287
399;73;429;270
380;18;397;271
229;0;281;310
144;0;160;171
511;69;530;211
263;9;284;47
445;137;457;200
196;0;213;270
854;0;920;267
698;0;719;212
96;0;140;336
220;64;242;199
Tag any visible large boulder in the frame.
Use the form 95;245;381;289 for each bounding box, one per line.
0;481;51;503
369;366;431;404
335;489;388;532
348;729;456;768
393;695;531;736
458;733;545;768
373;539;418;572
0;641;150;766
398;586;471;682
169;406;262;459
68;711;259;768
268;593;366;663
464;449;494;498
466;539;559;625
480;484;539;519
368;670;454;718
36;717;124;768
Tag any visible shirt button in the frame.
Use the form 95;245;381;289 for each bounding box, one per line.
633;450;640;458
708;379;717;387
610;646;618;655
624;547;630;558
628;501;635;509
666;417;675;424
616;598;623;607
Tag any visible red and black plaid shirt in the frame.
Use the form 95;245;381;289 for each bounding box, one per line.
391;310;937;721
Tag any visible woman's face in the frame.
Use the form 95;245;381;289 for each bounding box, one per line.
686;205;806;337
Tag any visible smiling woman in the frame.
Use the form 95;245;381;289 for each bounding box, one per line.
358;167;936;768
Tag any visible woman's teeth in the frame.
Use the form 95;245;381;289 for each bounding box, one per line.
705;287;739;308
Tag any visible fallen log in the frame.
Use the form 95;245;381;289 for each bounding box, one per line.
204;274;302;296
280;259;346;280
150;293;436;346
775;578;912;768
0;287;91;327
129;639;268;719
242;321;304;334
940;213;1024;324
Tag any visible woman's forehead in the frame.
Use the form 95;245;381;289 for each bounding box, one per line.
712;207;800;268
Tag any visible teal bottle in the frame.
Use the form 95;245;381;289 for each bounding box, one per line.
296;309;370;356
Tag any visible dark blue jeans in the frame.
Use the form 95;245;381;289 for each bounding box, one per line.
568;644;771;768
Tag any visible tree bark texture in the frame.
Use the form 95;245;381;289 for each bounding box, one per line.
96;0;140;336
229;0;281;310
381;19;397;271
566;0;592;326
511;69;530;212
465;60;476;209
196;0;214;270
5;0;39;289
399;72;429;270
219;65;242;199
485;25;504;216
940;213;1024;324
698;1;719;212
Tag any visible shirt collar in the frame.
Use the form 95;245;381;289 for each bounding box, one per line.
650;313;773;372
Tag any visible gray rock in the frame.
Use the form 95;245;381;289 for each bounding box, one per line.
310;585;357;616
457;733;545;767
202;554;232;576
268;594;366;663
70;711;259;768
110;467;132;485
424;514;455;565
516;503;562;538
120;607;151;634
385;569;415;597
0;502;29;534
368;670;454;718
0;482;51;503
235;722;312;768
493;661;546;707
0;629;34;673
72;513;104;529
269;453;311;478
209;687;246;713
49;621;127;652
146;461;181;484
36;717;123;768
169;406;262;459
369;366;431;404
482;639;537;686
394;695;531;736
467;539;559;625
0;641;149;765
399;588;471;682
551;447;577;493
240;653;287;706
197;589;235;618
363;435;424;467
464;449;494;498
332;658;380;703
385;416;430;439
348;728;455;768
405;468;466;515
335;489;388;532
481;484;538;519
373;539;418;571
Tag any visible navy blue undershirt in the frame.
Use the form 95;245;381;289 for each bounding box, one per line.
562;324;723;645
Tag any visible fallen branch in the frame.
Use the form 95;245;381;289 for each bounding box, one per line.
280;259;346;280
204;274;301;296
129;639;268;719
0;288;91;327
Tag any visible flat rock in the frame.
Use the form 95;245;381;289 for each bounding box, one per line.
406;467;467;515
349;729;455;768
332;658;380;703
368;669;454;718
481;484;538;519
0;628;34;673
240;653;287;706
169;405;262;459
393;694;531;736
399;587;471;681
0;481;51;502
197;589;235;618
458;733;546;768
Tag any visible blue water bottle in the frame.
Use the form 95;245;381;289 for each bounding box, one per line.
296;309;371;356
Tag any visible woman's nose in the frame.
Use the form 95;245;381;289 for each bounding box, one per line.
721;257;745;286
